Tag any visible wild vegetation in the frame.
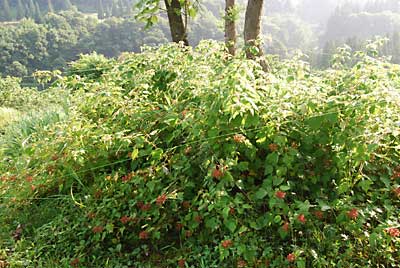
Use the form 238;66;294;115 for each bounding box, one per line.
0;40;399;267
0;0;400;267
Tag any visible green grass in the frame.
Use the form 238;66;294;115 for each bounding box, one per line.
0;107;67;158
0;107;20;130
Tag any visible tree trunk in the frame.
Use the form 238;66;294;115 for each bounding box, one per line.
225;0;236;55
244;0;269;70
164;0;189;46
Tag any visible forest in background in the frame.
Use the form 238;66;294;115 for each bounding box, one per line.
1;0;400;78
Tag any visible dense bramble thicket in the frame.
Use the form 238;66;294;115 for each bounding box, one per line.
0;42;399;267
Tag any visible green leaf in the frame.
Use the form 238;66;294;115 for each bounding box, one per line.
188;7;197;17
224;219;237;233
296;200;311;212
150;15;158;24
254;188;268;200
321;205;331;211
337;181;350;194
273;177;284;186
276;166;287;177
280;185;290;191
151;148;163;161
205;217;219;230
147;181;155;192
222;207;230;219
358;179;373;193
296;259;306;268
131;148;139;160
237;162;249;171
266;152;279;165
306;115;324;130
106;223;114;233
264;165;273;175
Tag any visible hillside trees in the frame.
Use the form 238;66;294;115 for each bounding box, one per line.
317;6;400;67
0;11;171;76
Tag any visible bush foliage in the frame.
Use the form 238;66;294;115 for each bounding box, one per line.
0;42;399;267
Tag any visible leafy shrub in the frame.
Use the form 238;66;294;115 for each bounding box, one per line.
0;76;64;112
0;41;399;267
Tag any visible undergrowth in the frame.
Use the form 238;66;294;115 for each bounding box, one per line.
0;41;399;267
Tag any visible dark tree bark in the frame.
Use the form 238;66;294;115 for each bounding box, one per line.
225;0;236;55
164;0;189;46
244;0;269;70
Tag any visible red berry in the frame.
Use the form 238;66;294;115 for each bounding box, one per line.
70;258;80;267
136;201;144;209
233;134;246;143
282;222;290;232
287;253;296;262
313;210;324;220
121;173;133;182
181;110;188;118
387;228;400;237
120;216;131;224
185;230;192;238
94;189;102;199
297;214;306;224
229;207;235;215
156;194;167;206
275;191;286;199
212;168;223;179
139;231;149;240
178;259;186;268
237;259;247;268
141;203;151;211
221;239;233;249
176;222;183;231
194;215;202;223
393;187;400;198
347;208;358;220
92;226;104;233
269;143;279;152
392;169;400;179
182;201;190;209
